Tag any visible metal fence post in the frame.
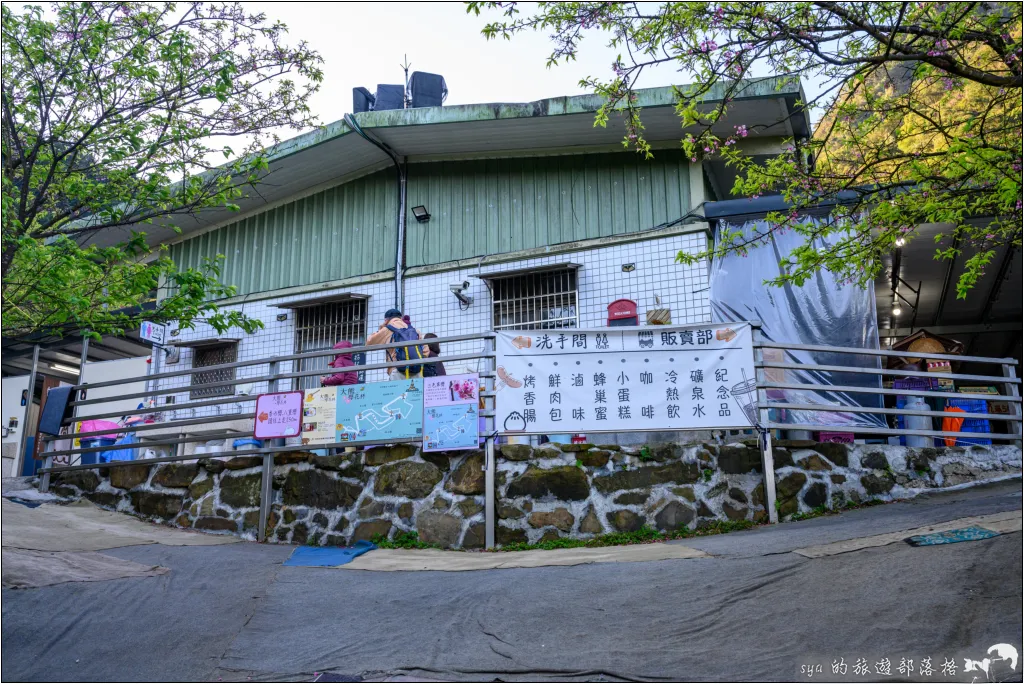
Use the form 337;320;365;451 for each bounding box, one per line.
16;344;40;480
258;360;279;543
752;326;778;523
1002;364;1022;436
484;336;496;550
38;441;54;493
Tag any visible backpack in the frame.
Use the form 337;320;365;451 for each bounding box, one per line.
386;324;426;377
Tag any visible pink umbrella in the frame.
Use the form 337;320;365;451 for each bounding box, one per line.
79;419;121;440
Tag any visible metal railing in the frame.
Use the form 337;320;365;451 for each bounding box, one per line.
36;331;499;547
753;338;1022;441
33;322;1022;544
750;328;1021;523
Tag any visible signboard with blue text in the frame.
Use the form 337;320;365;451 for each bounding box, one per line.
495;323;756;434
335;378;424;442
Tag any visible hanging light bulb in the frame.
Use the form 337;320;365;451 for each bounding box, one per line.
892;293;902;317
895;237;905;247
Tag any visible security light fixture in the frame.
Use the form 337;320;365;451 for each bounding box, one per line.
621;263;636;272
411;205;431;223
276;313;288;322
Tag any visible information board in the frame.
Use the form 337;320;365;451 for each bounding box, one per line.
301;386;337;445
495;323;756;434
423;373;480;452
335;378;423;443
254;391;303;439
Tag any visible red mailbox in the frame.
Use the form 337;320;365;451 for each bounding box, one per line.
607;299;639;327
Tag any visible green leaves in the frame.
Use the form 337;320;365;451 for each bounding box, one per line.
3;1;321;341
472;2;1022;296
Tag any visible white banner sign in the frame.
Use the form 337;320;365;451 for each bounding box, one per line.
495;322;756;434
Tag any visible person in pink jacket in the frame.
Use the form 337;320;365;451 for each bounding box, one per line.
321;340;359;386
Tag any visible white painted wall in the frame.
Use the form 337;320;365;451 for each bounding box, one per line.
162;231;713;421
1;375;30;477
79;356;150;421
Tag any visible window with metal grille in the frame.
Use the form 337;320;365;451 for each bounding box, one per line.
294;299;368;390
491;268;578;330
190;343;238;399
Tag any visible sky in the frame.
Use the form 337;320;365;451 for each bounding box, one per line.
245;2;741;129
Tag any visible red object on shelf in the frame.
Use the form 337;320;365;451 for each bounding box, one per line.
817;431;854;444
571;434;588;444
607;299;639;327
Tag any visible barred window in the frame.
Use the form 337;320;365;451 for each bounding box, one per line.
294;299;367;390
491;268;578;331
190;343;238;399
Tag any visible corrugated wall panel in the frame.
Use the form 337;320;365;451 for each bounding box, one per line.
167;170;397;296
405;149;691;267
167;151;694;296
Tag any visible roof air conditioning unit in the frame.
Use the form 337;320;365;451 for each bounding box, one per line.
409;72;448;108
352;87;375;113
374;84;405;111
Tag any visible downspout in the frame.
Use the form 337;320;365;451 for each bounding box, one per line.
343;114;406;312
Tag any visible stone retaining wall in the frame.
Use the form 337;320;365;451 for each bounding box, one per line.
50;441;1021;548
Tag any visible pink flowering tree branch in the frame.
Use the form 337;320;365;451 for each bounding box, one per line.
2;2;323;340
469;1;1022;297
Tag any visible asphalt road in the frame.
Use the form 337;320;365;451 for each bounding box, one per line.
3;480;1022;682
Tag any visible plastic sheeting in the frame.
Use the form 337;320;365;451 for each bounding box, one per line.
709;219;885;428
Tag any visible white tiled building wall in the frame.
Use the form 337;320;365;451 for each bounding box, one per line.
160;231;710;418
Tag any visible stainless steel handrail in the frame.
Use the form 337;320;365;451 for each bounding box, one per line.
758;362;1021;385
71;351;491;407
757;341;1017;365
759;382;1023;403
67;331;496;393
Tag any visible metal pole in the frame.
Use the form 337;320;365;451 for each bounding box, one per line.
77;337;90;375
71;336;90;466
149;342;162;411
258;451;274;542
39;440;54;493
258;361;279;542
1002;364;1022;436
752;327;778;524
16;344;40;479
484;338;496;549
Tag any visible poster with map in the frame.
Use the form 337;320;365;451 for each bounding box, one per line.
423;374;480;452
335;378;424;443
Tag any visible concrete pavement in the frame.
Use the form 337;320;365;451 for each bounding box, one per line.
2;479;1021;682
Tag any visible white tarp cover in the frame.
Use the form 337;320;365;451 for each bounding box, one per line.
2;548;169;589
709;219;885;428
1;499;239;552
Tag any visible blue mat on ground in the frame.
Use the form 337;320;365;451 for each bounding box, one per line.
906;527;1000;547
283;540;376;567
4;498;41;508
